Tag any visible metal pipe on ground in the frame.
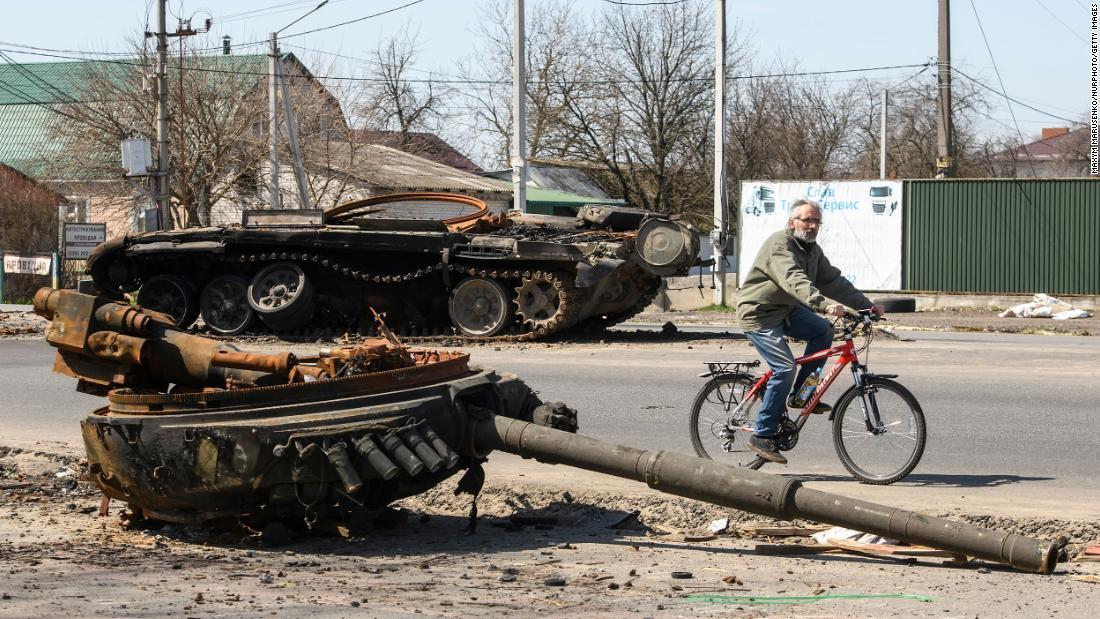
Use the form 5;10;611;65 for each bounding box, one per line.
474;415;1061;574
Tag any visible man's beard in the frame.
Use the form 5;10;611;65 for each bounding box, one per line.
793;228;818;243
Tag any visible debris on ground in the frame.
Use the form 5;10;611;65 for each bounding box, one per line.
811;526;897;546
3;446;1100;617
741;525;828;538
706;516;729;534
998;293;1093;320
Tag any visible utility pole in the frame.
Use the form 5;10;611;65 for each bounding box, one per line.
154;0;171;229
268;32;282;209
712;0;728;306
147;3;203;229
276;58;312;209
935;0;954;178
511;0;527;213
178;26;187;216
880;89;888;180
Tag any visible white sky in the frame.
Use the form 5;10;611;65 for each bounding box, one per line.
0;0;1093;148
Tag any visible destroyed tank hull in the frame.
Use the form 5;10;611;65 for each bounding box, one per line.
86;194;699;339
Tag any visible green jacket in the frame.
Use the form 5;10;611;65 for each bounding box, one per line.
736;229;872;331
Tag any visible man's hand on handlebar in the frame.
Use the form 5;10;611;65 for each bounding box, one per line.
826;304;886;323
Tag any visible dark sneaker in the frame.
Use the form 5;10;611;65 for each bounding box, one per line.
748;434;788;465
787;394;832;415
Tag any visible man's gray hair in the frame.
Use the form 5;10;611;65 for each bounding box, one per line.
789;198;821;218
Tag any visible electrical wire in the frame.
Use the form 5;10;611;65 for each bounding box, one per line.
277;0;330;36
0;47;932;88
602;0;685;5
215;0;320;22
0;75;113;134
967;0;1036;176
1034;0;1089;43
0;41;135;57
281;0;427;40
951;66;1080;124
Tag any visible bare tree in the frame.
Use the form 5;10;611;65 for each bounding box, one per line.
725;62;863;187
555;1;725;222
44;36;348;227
847;74;996;178
358;27;452;145
457;0;589;166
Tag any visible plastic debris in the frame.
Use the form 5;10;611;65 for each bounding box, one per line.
998;294;1093;320
812;526;897;546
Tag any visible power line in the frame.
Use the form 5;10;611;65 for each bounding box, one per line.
0;41;134;57
1033;0;1089;43
968;0;1035;175
188;0;429;53
277;0;330;36
281;0;427;40
884;63;932;91
0;47;932;87
214;0;320;22
952;66;1080;124
0;74;112;134
602;0;686;5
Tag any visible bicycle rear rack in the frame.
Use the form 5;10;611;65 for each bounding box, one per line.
699;359;760;378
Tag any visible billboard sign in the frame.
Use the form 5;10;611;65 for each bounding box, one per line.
738;181;903;291
63;223;106;260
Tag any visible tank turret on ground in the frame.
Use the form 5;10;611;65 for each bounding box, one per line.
35;288;1064;574
86;193;699;339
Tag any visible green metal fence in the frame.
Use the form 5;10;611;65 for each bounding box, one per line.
903;179;1100;295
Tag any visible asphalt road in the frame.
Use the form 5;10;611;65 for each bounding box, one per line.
3;329;1098;518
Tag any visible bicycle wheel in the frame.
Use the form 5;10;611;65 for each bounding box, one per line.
832;377;926;484
689;374;765;470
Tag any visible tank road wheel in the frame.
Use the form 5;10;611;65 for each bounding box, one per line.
448;277;513;337
200;275;254;336
137;274;199;329
515;274;566;334
247;262;316;331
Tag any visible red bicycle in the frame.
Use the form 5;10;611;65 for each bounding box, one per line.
689;310;926;484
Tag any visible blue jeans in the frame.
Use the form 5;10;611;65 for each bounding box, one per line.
745;306;835;437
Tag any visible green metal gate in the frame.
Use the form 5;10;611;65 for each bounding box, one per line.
903;179;1100;295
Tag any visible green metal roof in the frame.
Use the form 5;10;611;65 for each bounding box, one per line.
522;186;625;215
0;54;277;176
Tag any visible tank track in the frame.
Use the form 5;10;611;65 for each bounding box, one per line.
154;251;588;343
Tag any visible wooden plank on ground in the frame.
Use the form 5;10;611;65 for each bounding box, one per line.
741;526;829;538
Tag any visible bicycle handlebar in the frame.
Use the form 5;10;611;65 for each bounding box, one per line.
842;308;884;325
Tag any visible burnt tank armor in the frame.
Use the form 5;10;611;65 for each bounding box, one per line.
86;193;700;339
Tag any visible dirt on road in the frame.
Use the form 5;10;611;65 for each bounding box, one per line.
3;445;1099;618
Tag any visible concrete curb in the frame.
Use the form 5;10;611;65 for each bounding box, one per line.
652;276;1099;313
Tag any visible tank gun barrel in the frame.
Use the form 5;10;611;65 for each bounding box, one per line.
474;414;1061;574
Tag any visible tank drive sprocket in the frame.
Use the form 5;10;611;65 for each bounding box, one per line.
513;271;582;336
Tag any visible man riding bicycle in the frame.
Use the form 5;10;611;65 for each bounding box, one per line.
737;198;882;464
